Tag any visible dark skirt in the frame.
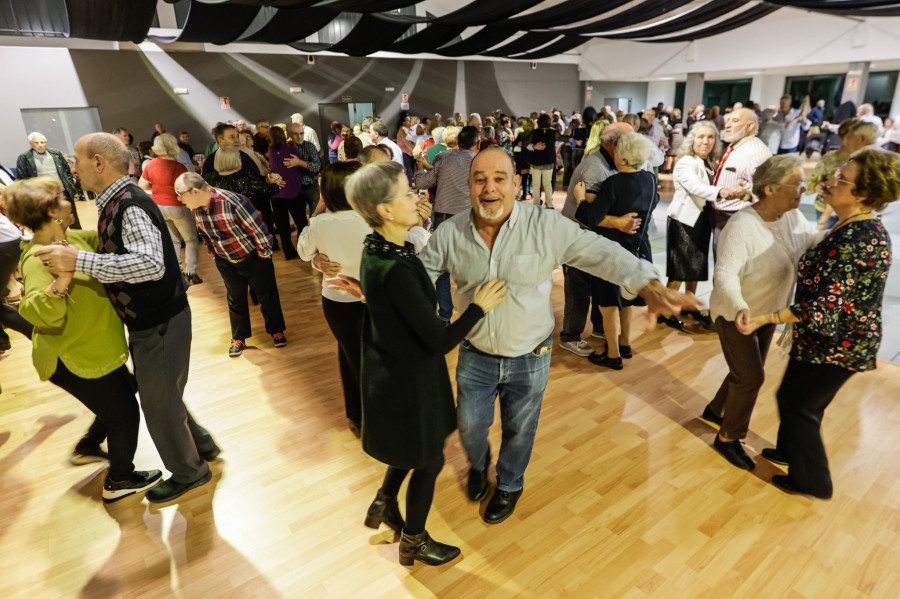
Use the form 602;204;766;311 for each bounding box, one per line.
592;272;648;309
666;208;712;281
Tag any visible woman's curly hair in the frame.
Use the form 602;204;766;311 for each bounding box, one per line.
849;149;900;212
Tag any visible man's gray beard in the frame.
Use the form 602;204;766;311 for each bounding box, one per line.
478;201;505;220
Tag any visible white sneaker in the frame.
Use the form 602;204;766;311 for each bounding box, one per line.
590;330;606;340
559;339;595;357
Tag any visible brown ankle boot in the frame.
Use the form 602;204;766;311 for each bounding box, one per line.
398;529;461;566
364;490;404;532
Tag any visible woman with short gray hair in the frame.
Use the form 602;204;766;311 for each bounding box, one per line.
703;153;822;471
138;133;200;283
343;160;507;567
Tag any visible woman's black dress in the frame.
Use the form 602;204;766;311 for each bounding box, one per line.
575;170;659;308
359;232;484;469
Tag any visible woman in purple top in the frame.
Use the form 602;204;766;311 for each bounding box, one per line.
267;126;305;260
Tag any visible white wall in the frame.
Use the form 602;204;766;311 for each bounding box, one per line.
586;81;648;114
750;74;787;109
647;80;676;109
0;47;89;166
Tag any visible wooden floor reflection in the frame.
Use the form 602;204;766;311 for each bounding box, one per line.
2;195;900;598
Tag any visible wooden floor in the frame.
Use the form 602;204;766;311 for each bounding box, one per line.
3;195;900;599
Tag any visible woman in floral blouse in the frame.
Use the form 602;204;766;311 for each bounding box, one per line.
743;149;900;499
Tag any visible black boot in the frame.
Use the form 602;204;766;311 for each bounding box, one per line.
398;530;461;566
364;490;405;532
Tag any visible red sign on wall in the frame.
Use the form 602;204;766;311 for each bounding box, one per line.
401;93;409;103
220;97;230;110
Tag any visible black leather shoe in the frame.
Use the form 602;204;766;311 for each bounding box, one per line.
761;448;789;466
700;404;723;426
399;529;460;566
484;488;523;524
713;436;755;470
657;314;684;330
772;475;832;499
588;352;623;370
146;469;212;503
198;446;221;461
467;467;489;502
364;490;405;532
618;345;633;359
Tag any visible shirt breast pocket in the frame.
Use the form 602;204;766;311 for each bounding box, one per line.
505;254;542;286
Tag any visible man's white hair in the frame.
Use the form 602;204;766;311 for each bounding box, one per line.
291;113;304;124
27;132;46;142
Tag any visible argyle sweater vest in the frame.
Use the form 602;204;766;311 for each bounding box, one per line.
97;185;188;331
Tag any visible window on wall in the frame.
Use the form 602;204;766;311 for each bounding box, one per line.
703;79;751;111
20;107;103;158
784;74;844;121
863;71;898;117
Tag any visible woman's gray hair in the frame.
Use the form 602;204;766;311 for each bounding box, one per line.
432;127;445;144
214;147;242;173
678;120;721;160
151;132;181;159
752;154;804;199
345;160;405;228
616;132;664;168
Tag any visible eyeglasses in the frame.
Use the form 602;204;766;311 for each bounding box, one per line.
774;182;807;192
832;169;856;188
175;188;189;197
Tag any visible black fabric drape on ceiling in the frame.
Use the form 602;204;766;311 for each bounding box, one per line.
326;13;414;56
66;0;157;43
240;7;338;44
505;0;631;29
151;0;260;44
644;4;779;43
557;0;697;35
317;0;419;12
771;0;900;15
388;23;467;53
480;32;561;58
602;0;746;40
434;26;517;57
511;34;587;60
434;0;546;26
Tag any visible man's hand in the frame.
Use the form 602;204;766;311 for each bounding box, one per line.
611;212;641;234
639;280;703;325
33;244;78;273
574;181;586;203
283;155;307;169
734;309;755;335
326;273;365;302
416;197;432;221
533;142;547;151
314;253;342;276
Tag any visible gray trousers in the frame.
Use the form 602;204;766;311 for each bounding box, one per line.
128;306;215;483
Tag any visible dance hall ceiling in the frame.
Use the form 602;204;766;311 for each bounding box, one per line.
2;0;900;59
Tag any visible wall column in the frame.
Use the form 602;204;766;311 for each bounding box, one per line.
891;72;900;118
841;61;870;106
683;72;704;120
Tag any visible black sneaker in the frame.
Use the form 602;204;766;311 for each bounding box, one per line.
102;469;163;503
229;339;246;357
70;446;110;465
146;469;213;503
0;335;11;352
272;332;287;348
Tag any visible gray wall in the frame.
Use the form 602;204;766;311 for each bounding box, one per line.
584;81;649;115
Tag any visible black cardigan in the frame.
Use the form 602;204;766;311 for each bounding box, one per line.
358;232;483;469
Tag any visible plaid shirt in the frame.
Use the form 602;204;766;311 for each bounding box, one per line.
294;140;322;187
192;187;272;261
76;176;166;283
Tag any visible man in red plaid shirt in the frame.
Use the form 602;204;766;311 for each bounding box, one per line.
175;171;286;357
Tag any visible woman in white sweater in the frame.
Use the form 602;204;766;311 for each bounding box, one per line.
704;154;823;471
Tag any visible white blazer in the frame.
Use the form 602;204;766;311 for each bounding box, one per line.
668;154;721;227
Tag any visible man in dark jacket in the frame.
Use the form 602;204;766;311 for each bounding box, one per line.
16;132;82;228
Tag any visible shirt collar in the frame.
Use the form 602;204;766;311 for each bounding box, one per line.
94;176;132;211
32;149;49;159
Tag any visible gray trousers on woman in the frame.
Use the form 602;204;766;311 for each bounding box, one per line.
709;317;776;439
128;305;216;483
158;205;200;276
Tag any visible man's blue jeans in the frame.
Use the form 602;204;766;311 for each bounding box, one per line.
456;338;551;492
431;211;454;321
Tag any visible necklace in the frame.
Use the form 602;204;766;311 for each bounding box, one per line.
834;210;873;230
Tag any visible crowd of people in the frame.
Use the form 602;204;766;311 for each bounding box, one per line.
1;96;899;567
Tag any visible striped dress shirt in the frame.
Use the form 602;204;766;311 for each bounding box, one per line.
711;136;772;212
413;149;475;215
76;176;166;283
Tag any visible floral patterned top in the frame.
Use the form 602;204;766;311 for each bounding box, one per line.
789;218;892;371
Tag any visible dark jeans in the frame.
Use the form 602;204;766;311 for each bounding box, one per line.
321;297;364;426
248;194;276;243
214;253;285;340
775;358;854;497
271;195;307;259
402;153;415;184
0;239;33;341
431;212;455;321
380;453;445;535
709;317;776;440
777;145;799;154
129;306;214;484
300;182;320;218
49;360;140;479
560;265;603;342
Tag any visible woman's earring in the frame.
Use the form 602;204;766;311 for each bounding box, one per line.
389;216;394;221
55;218;63;225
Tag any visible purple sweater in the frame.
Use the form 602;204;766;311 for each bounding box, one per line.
268;144;304;199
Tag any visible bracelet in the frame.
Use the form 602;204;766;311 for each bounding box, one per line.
50;285;69;299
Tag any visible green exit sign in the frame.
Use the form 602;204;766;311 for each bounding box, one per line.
342;96;352;103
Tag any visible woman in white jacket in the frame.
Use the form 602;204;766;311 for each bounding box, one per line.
665;121;734;330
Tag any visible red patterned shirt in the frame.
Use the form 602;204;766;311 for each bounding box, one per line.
191;187;273;261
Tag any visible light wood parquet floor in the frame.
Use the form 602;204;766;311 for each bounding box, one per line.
2;195;900;599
